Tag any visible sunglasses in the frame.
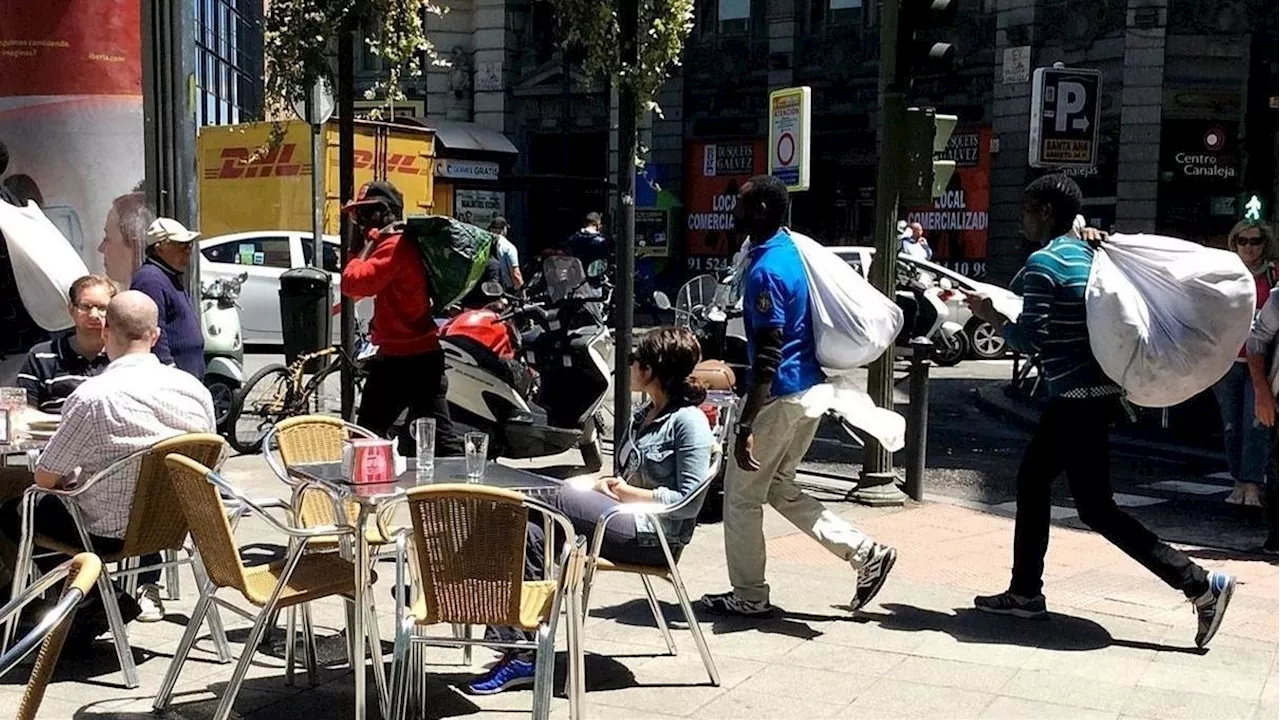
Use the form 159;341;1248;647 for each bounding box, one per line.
1236;235;1265;247
628;352;643;366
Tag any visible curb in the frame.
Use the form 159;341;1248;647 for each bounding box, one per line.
970;387;1226;467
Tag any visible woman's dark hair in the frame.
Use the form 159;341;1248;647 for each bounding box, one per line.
634;326;706;407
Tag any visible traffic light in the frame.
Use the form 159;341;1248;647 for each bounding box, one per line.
901;107;957;205
895;0;958;85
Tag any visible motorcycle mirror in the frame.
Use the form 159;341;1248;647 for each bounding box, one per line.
938;277;953;291
653;292;672;311
707;308;727;323
586;259;607;279
481;281;504;298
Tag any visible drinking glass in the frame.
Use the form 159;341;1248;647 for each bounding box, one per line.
412;418;436;480
464;432;489;482
0;387;24;413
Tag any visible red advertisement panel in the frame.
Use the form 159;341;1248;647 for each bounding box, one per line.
684;139;766;273
904;125;991;278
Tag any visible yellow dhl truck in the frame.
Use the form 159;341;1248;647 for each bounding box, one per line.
197;119;436;237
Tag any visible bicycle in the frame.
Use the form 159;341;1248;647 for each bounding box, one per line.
226;343;370;454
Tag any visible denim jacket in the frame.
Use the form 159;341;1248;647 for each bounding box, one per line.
619;403;714;548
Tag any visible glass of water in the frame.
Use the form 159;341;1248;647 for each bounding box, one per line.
464;432;489;482
412;418;436;480
0;387;25;413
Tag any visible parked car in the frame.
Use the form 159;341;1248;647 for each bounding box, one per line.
828;246;1017;360
199;231;371;346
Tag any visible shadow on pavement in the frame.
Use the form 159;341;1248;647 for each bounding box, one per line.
868;603;1202;655
1181;545;1278;566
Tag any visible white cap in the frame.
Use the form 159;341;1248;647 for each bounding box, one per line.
146;218;200;246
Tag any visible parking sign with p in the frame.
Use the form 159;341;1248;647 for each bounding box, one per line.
1028;66;1102;168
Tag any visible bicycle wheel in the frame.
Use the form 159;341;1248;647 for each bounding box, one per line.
306;357;346;416
228;363;293;454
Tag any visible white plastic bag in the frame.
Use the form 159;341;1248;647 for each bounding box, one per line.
1085;233;1255;408
0;200;90;332
791;232;904;374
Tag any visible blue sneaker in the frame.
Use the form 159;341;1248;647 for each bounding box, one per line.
1192;571;1235;649
464;654;536;695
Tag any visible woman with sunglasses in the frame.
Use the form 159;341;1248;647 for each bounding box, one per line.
466;326;715;695
1213;220;1277;509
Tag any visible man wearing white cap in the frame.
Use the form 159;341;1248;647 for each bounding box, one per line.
129;217;204;380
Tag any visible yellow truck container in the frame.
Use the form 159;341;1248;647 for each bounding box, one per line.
197;119;436;237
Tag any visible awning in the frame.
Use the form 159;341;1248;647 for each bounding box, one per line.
428;120;518;155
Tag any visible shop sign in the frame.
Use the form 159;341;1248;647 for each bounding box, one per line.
435;158;500;181
453;188;504;228
904;126;992;277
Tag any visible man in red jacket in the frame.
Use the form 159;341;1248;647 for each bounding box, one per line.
341;180;461;456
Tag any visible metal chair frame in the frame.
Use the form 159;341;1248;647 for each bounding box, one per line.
386;485;587;720
2;434;233;688
154;456;385;720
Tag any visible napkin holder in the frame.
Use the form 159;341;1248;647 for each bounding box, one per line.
342;438;395;485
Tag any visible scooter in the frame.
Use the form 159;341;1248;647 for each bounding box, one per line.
895;264;967;366
439;256;612;471
201;272;247;430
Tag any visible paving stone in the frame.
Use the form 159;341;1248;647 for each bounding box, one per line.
1122;686;1258;720
693;686;849;719
893;656;1019;694
1002;668;1135;712
1137;661;1270;702
980;695;1120;720
730;663;878;707
779;640;909;677
908;631;1037;669
844;677;998;719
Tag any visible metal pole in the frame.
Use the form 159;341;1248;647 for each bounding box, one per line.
904;338;932;502
338;24;357;421
311;121;325;267
853;0;908;506
612;0;639;460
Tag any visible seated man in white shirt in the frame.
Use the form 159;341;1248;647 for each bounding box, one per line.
0;291;215;639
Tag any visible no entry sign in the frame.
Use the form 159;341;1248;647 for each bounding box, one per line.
769;86;812;191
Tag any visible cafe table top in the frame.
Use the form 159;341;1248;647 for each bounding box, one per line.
286;457;564;506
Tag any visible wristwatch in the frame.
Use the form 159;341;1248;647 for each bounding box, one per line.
733;422;753;437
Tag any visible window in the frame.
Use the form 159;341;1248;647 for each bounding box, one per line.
301;241;341;274
202;237;293;269
718;0;750;34
195;0;263;127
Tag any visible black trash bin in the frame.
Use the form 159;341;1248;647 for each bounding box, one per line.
279;267;332;372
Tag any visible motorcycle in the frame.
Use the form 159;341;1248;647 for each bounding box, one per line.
438;256;613;471
201;272;247;430
895;263;967;366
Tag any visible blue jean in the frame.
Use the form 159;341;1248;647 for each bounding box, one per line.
1212;362;1270;485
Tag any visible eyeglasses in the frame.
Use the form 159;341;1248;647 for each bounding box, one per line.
1236;235;1265;247
74;302;109;314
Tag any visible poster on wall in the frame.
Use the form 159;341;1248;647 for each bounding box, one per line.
636;209;669;258
904;126;991;278
0;0;146;288
453;188;505;229
684;140;766;273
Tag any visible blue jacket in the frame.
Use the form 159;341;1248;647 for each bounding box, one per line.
620;403;714;548
131;257;205;379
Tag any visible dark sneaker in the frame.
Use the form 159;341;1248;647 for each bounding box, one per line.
851;544;897;612
464;653;536;695
699;591;775;618
1192;571;1235;649
1263;531;1277;557
974;591;1047;619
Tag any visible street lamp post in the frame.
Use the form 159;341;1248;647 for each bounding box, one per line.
613;0;640;459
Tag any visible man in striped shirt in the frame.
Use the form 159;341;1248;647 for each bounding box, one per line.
965;174;1234;649
15;275;115;414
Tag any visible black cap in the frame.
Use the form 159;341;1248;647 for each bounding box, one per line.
343;180;404;214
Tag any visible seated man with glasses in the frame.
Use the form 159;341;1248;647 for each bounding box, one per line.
14;274;115;415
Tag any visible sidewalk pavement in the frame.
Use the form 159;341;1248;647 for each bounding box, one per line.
3;453;1275;720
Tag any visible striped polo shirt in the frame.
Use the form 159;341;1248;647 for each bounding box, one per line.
15;334;111;414
1002;236;1116;398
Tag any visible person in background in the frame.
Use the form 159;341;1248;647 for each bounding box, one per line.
1246;286;1278;554
965;173;1233;648
488;217;523;292
1212;220;1276;509
16;275;115;414
467;327;714;694
901;222;933;261
0;291;216;636
341;180;462;457
699;175;897;619
99;193;156;287
130;218;205;380
563;212;611;268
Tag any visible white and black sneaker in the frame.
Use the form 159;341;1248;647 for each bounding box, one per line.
135;584;166;623
851;544;897;612
1192;571;1235;649
700;591;776;618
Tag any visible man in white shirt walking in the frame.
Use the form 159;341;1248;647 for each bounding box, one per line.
488;217;523;292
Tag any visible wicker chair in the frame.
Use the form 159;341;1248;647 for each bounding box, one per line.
0;553;102;720
578;392;737;688
2;433;232;689
386;484;587;720
156;454;376;720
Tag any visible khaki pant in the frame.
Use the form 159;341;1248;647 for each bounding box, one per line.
724;397;875;603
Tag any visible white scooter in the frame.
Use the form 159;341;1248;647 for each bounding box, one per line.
897;265;967;366
201;272;247;430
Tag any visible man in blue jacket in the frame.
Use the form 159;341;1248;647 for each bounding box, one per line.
130;218;205;380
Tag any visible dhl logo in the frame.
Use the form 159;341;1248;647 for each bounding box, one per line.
205;144;430;180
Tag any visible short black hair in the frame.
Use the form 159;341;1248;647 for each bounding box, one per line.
488;216;509;232
584;212;602;227
1025;173;1083;235
0;140;8;175
743;174;790;227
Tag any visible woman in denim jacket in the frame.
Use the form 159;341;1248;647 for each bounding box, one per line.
468;326;714;695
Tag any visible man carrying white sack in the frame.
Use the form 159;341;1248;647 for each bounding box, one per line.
700;175;897;618
964;173;1234;649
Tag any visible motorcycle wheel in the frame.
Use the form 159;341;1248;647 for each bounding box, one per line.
932;331;970;367
579;412;605;473
204;376;238;431
228;364;293;454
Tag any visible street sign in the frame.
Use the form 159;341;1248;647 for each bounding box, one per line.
1028;66;1102;168
768;86;812;191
